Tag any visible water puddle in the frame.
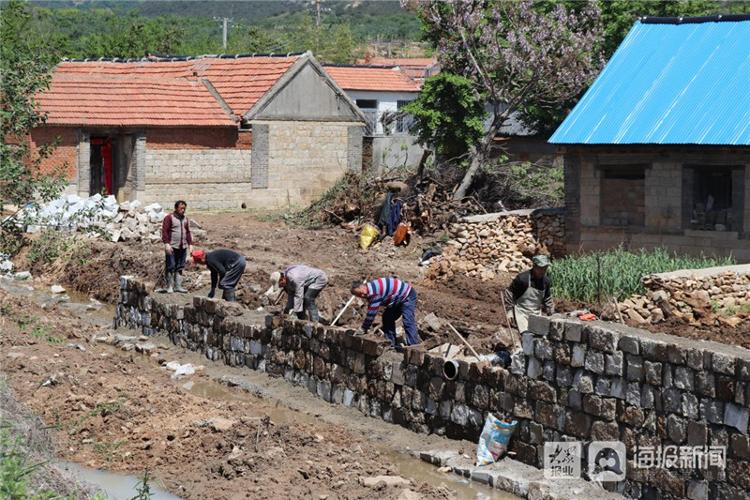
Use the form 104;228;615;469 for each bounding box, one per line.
0;275;113;328
55;461;180;500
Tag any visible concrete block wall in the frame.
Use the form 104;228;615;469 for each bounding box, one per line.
645;162;682;232
115;277;750;499
253;120;353;209
142;149;252;210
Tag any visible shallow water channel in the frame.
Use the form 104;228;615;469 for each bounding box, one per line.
2;275;519;500
55;461;180;500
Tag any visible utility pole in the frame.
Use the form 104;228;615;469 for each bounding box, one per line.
316;0;321;28
214;17;233;50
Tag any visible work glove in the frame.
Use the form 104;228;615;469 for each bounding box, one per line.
354;327;366;336
208;288;215;299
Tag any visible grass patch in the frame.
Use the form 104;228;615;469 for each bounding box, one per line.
0;426;62;499
549;247;735;303
27;230;85;267
93;439;124;463
30;325;63;345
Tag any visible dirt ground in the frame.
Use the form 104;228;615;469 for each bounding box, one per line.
0;289;459;499
23;213;514;354
24;211;750;352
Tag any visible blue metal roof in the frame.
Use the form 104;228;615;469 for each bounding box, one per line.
549;16;750;145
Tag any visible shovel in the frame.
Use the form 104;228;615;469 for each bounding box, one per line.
331;294;356;326
331;280;366;326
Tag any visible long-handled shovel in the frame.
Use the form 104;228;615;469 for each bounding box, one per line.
445;321;482;362
331;295;356;326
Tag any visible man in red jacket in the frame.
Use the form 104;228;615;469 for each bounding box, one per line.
161;200;193;293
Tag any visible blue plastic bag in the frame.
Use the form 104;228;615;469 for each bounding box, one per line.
476;413;518;466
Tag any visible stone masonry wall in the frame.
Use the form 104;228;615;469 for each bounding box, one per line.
115;277;750;499
248;120;354;209
142;147;252;211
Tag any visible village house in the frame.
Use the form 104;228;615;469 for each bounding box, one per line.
33;51;364;210
549;15;750;260
324;64;424;172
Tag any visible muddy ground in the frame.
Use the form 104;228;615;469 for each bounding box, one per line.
1;289;465;499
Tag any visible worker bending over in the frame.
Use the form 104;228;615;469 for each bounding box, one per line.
504;255;554;333
191;248;246;302
272;265;328;322
351;277;419;350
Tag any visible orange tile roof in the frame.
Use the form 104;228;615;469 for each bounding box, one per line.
40;55;301;126
39;74;234;127
358;57;437;67
324;65;421;92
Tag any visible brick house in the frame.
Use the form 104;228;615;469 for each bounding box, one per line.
33;52;364;210
549;15;750;260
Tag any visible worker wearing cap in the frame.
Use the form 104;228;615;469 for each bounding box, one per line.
190;248;246;302
271;265;328;322
504;255;554;333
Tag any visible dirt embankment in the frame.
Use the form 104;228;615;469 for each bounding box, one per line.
29;211;747;351
31;213;514;352
0;290;454;499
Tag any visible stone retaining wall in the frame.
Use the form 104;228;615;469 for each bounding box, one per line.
116;276;750;499
428;209;565;281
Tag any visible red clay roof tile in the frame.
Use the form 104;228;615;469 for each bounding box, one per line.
323;65;421;92
39;55;301;127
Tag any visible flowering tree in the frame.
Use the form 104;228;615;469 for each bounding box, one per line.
408;0;603;200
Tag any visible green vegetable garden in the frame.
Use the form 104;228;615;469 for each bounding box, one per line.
548;247;734;303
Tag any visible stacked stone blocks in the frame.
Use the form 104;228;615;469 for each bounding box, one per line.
115;276;750;500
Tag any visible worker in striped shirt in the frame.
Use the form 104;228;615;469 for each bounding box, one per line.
351;277;419;349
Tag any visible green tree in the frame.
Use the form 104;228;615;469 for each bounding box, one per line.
76;13;186;58
1;0;67;255
403;72;485;162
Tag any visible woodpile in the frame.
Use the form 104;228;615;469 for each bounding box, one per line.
617;266;750;326
427;209;565;281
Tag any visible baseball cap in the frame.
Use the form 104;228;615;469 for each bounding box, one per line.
532;255;551;268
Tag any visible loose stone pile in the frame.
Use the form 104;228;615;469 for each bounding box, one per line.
618;265;750;326
17;194;206;244
428;209;564;281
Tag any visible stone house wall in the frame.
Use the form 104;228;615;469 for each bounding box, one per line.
116;276;750;500
248;120;362;209
141;127;252;211
563;146;750;261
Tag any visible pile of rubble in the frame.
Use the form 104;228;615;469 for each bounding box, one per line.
427;209;565;281
18;194;206;244
617;264;750;326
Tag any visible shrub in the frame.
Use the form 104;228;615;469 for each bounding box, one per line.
549;247;734;303
26;230;80;267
